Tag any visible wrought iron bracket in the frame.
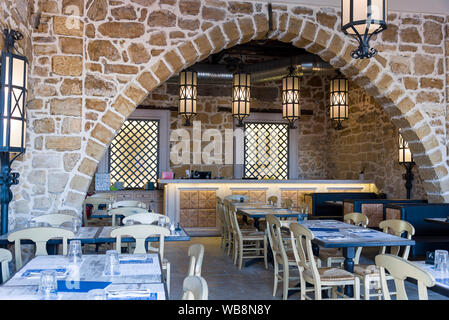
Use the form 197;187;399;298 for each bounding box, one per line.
402;162;415;200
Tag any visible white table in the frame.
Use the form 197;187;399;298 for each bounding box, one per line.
413;261;449;298
0;254;167;300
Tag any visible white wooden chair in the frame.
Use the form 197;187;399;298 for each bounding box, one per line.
0;248;12;283
30;214;77;227
112;200;146;209
108;207;149;226
353;219;415;300
375;254;435;300
187;244;205;276
181;275;208;300
8;227;75;270
228;205;267;270
221;200;235;255
110;225;171;296
289;222;360;300
216;197;226;249
83;197;113;226
266;214;300;300
122;213;170;225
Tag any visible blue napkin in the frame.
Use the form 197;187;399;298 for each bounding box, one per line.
107;293;157;300
309;228;339;232
21;268;67;277
119;257;153;264
57;280;111;293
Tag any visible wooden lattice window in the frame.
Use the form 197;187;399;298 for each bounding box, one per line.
109;119;159;189
244;122;289;179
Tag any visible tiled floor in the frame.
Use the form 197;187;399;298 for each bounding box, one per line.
165;236;449;300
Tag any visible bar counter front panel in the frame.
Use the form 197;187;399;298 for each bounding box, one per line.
160;180;378;235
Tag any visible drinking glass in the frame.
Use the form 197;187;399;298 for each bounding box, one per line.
68;240;82;264
158;216;166;227
88;289;106;300
104;250;120;276
435;250;449;273
38;270;58;300
72;217;81;235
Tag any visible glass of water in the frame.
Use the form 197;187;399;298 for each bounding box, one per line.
435;250;449;273
72;217;81;235
68;240;82;264
38;270;58;300
104;250;120;276
158;216;166;227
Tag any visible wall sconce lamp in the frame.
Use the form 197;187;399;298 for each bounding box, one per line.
178;69;197;126
0;29;28;234
282;66;300;129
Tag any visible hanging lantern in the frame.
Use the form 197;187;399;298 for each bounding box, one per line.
329;75;349;130
341;0;388;59
178;70;197;126
232;73;251;127
282;67;300;129
398;130;413;164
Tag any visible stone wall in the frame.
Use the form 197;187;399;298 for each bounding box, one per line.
327;82;427;199
7;0;449;227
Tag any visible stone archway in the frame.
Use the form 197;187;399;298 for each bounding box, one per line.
16;2;449;219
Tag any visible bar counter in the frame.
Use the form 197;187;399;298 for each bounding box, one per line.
160;179;378;235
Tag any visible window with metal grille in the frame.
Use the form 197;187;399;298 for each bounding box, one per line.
109;119;159;189
244;122;289;179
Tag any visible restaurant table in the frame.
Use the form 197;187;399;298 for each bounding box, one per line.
0;254;167;300
292;219;415;297
235;206;307;229
411;261;449;298
424;218;449;227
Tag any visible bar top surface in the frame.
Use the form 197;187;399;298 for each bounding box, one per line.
159;179;374;184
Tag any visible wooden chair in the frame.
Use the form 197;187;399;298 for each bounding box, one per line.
122;212;170;225
266;214;300;300
8;227;75;270
375;254;435;300
112;200;146;209
110;224;171;296
108;207;149;226
228;205;267;270
0;248;12;283
83;197;113;226
30;214;77;227
289;222;360;300
181;275;208;300
267;196;278;206
188;244;205;276
353;219;415;300
216;197;226;249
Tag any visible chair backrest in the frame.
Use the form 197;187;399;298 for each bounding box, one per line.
122;213;170;225
266;214;289;266
188;244;205;276
30;214;77;227
8;227;75;270
110;225;170;259
344;212;369;263
227;205;242;238
375;254;435;300
216;198;225;228
379;219;415;259
281;198;293;209
112;200;146;208
0;248;12;283
108;207;149;226
267;196;278;206
181;275;209;300
221;200;232;233
289;223;319;281
223;194;249;203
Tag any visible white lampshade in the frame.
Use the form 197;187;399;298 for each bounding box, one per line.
282;72;300;128
178;70;197;126
329;76;348;129
0;51;28;153
342;0;388;35
399;131;413;164
232;73;251;126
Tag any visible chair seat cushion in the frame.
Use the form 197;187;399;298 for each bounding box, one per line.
353;264;380;276
305;267;355;281
318;248;344;260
